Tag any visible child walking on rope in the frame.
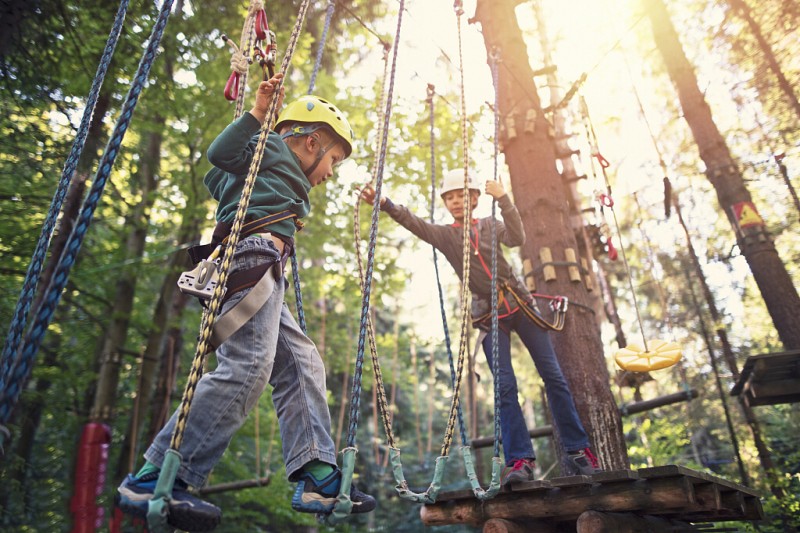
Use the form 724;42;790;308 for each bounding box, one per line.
116;74;375;531
361;169;601;485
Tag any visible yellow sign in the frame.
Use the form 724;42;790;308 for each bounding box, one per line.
732;201;764;229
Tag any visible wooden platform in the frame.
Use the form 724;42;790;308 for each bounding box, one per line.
730;350;800;406
420;465;764;531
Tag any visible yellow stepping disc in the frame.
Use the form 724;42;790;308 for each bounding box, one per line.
614;340;682;372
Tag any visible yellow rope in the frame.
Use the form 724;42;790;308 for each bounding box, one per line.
441;2;471;458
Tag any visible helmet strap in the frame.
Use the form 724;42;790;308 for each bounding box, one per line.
301;135;338;178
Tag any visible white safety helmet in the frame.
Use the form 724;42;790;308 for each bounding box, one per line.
440;169;480;198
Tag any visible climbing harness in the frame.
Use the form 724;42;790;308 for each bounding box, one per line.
145;2;312;531
0;0;130;450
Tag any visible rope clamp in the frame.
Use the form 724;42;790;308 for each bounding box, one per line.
177;246;222;300
550;296;568;314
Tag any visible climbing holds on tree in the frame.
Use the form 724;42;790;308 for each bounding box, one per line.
614;340;682;372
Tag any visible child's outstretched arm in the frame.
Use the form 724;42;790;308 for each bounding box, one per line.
360;183;449;248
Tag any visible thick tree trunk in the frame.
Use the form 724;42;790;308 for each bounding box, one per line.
473;0;628;471
646;0;800;349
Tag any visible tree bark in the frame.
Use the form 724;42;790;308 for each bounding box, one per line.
645;0;800;349
474;0;628;471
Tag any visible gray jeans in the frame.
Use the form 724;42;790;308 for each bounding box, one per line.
145;236;337;487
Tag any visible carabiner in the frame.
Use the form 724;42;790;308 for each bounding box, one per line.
224;72;240;101
255;9;269;41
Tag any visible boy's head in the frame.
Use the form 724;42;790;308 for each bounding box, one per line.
440;169;480;221
275;95;354;186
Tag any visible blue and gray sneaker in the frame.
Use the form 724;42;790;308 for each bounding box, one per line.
291;469;376;514
115;472;221;532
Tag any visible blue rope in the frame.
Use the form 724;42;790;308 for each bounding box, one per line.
427;86;469;447
346;0;405;448
308;1;335;95
0;0;129;408
0;0;175;427
288;0;336;335
489;49;501;459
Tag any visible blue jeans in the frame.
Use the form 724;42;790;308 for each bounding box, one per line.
481;310;590;464
145;236;337;487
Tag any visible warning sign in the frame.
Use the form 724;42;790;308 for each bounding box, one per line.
732;201;765;229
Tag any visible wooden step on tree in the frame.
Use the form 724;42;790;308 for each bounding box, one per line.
420;465;764;532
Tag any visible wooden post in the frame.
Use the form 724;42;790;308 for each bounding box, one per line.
523;258;536;291
565;248;581;282
539;247;556;281
581;258;593;291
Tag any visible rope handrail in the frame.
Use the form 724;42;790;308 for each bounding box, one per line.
0;0;130;444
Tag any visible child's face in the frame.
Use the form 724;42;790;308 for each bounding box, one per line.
442;189;479;221
305;133;347;187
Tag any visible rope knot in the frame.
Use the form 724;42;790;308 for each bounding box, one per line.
230;50;249;74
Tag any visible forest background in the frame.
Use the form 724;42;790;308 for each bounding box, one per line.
0;0;798;531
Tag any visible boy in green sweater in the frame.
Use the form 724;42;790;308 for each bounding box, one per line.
116;74;375;531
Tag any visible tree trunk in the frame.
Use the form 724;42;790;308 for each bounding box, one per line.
673;197;784;500
113;220;200;482
645;0;800;349
725;0;800;123
474;0;628;471
90;124;163;424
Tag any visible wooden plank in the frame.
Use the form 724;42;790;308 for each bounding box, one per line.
421;476;698;526
549;474;594;487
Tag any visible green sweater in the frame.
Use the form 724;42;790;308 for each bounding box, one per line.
204;113;310;238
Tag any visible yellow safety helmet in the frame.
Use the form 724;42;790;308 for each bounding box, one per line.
275;95;354;158
440;169;480;198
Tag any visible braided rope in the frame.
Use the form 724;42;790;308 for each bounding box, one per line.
345;0;405;450
351;39;394;447
426;85;469;448
0;0;173;427
0;0;129;415
169;0;311;451
289;0;338;335
440;2;471;458
232;2;260;118
489;49;502;459
308;1;335;94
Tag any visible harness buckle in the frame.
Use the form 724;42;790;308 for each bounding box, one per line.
177;246;223;300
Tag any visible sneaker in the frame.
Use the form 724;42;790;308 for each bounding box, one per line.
116;472;221;532
291;468;376;514
501;458;536;486
566;447;601;476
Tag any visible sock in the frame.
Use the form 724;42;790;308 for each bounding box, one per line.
135;461;160;478
303;460;335;481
